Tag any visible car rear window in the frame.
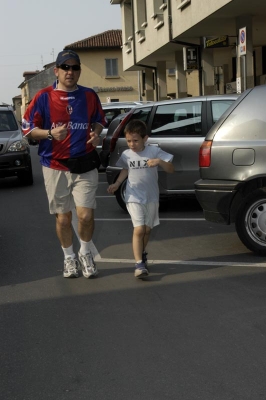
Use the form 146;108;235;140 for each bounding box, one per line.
151;102;202;136
0;111;18;132
131;107;153;123
211;100;235;124
103;107;133;128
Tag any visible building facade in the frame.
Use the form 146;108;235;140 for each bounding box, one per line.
18;30;150;111
18;64;56;117
64;30;142;103
111;0;266;100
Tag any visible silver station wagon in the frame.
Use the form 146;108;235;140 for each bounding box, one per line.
195;85;266;255
101;95;238;210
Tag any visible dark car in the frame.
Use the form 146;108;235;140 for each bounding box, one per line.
0;105;33;185
100;95;238;211
195;85;266;255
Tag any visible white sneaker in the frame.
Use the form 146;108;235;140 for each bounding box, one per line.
78;251;98;278
63;257;79;278
134;262;149;278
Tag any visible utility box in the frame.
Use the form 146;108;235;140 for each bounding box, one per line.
226;81;236;93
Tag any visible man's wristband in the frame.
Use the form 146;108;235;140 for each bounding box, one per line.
47;129;53;140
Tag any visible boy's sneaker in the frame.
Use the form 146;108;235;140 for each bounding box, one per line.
142;251;149;271
63;257;79;278
78;251;98;279
134;262;149;278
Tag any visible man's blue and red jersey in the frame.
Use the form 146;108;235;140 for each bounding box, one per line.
22;81;106;170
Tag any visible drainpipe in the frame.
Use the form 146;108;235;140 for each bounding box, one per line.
167;0;172;41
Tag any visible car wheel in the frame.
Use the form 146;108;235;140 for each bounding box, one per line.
17;163;33;186
235;189;266;255
115;178;127;212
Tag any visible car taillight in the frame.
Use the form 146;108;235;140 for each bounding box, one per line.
199;140;212;167
110;112;133;153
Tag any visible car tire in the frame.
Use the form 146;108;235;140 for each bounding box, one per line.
115;178;128;212
17;163;34;186
235;189;266;255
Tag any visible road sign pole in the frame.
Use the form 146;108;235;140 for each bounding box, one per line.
242;55;246;91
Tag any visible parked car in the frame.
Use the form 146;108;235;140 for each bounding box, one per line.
100;94;238;211
0;105;33;185
99;101;151;154
195;85;266;255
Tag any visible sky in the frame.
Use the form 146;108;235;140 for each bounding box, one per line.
0;0;122;105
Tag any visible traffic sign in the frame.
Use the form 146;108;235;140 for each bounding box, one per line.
239;27;246;56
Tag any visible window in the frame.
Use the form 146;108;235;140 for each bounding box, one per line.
152;0;165;14
124;1;133;53
151;102;202;136
168;68;176;76
136;0;147;30
151;0;165;29
103;107;134;128
211;100;234;124
105;59;118;77
131;107;153;124
0;111;18;131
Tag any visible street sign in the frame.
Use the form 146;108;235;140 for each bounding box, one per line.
183;47;198;71
239;27;246;56
204;36;229;49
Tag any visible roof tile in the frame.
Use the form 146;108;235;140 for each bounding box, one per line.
64;30;122;50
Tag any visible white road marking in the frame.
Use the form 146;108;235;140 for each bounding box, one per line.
93;256;266;268
94;218;205;221
73;209;257;268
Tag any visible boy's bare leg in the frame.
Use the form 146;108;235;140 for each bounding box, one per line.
132;225;146;262
143;225;151;251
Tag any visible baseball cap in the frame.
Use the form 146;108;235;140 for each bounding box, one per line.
56;50;80;66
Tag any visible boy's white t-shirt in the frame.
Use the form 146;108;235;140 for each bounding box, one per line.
116;145;173;204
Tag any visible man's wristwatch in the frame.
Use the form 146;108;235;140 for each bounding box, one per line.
47;129;53;140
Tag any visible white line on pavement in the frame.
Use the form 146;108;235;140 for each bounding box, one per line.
72;198;258;272
93;256;266;268
72;209;263;268
94;218;205;221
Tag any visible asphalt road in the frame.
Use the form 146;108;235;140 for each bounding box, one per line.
1;146;266;400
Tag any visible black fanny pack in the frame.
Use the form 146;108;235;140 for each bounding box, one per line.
57;150;101;174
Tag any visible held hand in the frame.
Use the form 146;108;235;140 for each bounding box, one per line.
87;131;100;147
107;182;119;194
51;124;68;141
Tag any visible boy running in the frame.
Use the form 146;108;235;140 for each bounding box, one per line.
107;119;174;278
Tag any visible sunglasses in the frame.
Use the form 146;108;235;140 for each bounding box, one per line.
58;64;81;71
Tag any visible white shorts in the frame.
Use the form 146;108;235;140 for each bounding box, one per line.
126;202;159;228
42;167;98;214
